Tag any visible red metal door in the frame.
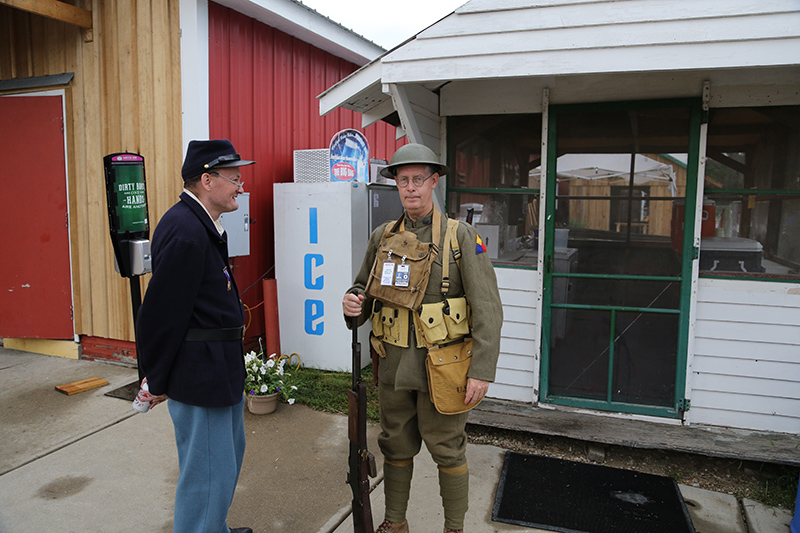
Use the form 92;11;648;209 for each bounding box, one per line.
0;95;73;339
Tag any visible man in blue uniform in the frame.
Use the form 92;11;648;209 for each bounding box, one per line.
136;139;254;533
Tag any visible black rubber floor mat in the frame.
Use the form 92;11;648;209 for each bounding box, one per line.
104;380;139;402
492;451;695;533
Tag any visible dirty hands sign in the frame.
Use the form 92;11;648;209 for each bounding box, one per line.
329;129;369;182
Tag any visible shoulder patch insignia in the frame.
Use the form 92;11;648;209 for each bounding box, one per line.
476;235;487;255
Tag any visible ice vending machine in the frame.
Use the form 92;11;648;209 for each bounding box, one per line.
274;181;372;371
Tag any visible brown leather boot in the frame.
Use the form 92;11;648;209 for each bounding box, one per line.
375;519;409;533
443;528;463;533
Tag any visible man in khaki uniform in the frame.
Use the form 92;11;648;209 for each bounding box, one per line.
342;144;503;533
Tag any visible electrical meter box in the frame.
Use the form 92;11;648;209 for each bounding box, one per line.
218;193;250;257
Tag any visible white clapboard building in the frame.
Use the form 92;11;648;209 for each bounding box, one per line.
319;0;800;444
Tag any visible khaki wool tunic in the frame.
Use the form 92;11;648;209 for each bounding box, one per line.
347;209;503;392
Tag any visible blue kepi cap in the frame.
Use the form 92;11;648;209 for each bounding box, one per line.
181;139;255;181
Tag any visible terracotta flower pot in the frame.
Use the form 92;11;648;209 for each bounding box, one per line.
246;392;279;414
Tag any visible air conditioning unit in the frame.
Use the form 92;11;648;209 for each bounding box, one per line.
293;149;329;183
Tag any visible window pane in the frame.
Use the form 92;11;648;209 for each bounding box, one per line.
446;191;540;266
449;114;542;190
611;312;677;407
447;114;543;267
703;106;800;278
549;308;608;401
551;106;692;277
565;278;681;310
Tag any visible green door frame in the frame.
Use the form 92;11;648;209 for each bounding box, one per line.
540;98;703;418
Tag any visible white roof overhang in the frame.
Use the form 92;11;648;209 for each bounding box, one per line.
319;0;800;127
213;0;385;65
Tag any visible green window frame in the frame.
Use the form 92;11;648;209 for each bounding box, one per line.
446;114;543;269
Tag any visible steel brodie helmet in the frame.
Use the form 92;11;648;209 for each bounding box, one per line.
380;143;450;179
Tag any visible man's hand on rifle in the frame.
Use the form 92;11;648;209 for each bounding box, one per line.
343;293;364;317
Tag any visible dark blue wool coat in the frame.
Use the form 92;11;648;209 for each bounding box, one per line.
136;192;246;407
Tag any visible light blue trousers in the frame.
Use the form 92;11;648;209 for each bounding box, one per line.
168;396;246;533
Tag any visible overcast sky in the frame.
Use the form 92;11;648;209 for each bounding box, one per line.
298;0;467;50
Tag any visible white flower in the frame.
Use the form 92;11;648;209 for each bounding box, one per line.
260;366;267;375
288;398;295;405
260;384;268;393
290;385;297;390
266;359;275;368
244;353;254;363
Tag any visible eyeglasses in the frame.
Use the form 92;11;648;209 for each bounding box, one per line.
210;172;244;189
395;173;434;188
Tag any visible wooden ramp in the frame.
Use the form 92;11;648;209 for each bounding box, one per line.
469;399;800;467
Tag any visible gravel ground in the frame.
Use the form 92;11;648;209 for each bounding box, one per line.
466;424;799;510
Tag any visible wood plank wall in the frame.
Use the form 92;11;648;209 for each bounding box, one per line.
0;1;183;342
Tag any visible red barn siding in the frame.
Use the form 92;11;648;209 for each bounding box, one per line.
208;2;403;346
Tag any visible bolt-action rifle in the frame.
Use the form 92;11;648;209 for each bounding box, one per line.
348;319;376;533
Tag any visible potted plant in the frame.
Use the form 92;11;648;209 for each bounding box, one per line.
243;350;297;414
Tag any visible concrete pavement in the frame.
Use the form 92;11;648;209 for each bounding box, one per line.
0;347;793;532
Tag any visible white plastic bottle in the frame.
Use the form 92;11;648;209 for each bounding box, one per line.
132;381;151;413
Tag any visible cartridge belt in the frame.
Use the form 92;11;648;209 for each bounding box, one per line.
184;326;244;342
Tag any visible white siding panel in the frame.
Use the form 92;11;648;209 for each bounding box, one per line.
694;338;798;363
501;320;537;341
496;266;538;289
497;352;537;372
382;0;800;84
694;319;799;345
500;337;536;357
689;407;800;434
397;14;800;62
456;0;797;22
697;280;800;306
694;374;800;401
500;288;538;307
487;381;533;403
693;355;800;381
691;390;799;418
696;301;800;326
382;39;800;84
495;367;535;388
690;279;800;434
491;266;539;403
503;304;537;323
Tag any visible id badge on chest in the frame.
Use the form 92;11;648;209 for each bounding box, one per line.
380;252;410;287
381;261;395;286
395;258;410;287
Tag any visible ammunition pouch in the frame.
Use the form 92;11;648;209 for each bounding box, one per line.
370;300;410;348
417;297;470;345
369;332;386;358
